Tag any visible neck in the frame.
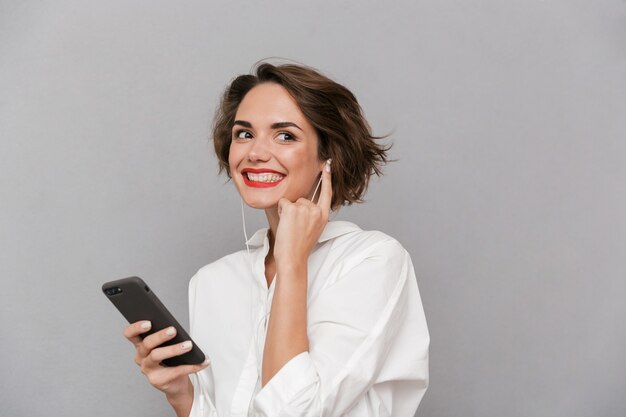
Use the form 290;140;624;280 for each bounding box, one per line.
264;207;280;261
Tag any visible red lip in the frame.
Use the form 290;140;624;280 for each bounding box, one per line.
241;168;285;175
241;168;286;188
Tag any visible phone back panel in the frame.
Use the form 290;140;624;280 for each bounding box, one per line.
102;276;205;366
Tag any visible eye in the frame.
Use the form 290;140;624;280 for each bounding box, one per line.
276;132;296;142
233;129;252;140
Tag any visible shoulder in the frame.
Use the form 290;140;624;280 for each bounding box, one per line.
309;224;418;333
323;221;409;267
316;221;412;292
189;249;249;289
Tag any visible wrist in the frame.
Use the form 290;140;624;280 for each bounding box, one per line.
165;382;193;409
276;258;307;276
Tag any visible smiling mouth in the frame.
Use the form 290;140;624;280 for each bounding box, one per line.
242;171;286;188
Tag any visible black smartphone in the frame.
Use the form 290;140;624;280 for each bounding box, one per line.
102;276;205;367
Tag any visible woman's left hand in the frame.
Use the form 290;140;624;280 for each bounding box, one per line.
273;159;332;268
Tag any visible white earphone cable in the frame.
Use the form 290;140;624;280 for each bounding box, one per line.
240;198;251;256
310;173;323;202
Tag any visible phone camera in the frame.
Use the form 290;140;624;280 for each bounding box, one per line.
104;287;122;296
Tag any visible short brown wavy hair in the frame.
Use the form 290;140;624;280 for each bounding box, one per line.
212;61;391;210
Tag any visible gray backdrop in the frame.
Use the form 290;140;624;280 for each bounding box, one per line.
1;1;624;416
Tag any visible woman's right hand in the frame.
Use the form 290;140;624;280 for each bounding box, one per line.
123;321;210;407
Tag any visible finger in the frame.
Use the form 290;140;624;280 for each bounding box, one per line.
317;158;333;212
145;360;211;390
169;361;212;378
277;197;291;217
142;326;177;352
144;340;195;368
124;320;152;347
296;197;315;206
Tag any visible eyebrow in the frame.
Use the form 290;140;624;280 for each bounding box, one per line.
233;120;303;132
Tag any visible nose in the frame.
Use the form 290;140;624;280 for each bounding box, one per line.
247;135;271;162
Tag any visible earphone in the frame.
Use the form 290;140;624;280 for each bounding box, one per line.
310;158;331;204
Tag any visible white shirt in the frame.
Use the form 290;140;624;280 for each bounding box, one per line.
188;220;429;417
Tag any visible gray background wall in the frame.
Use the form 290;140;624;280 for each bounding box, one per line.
1;1;624;416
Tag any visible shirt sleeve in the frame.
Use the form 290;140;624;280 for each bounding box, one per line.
251;238;430;417
187;272;219;417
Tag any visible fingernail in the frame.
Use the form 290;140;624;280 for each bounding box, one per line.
166;327;176;336
202;358;211;366
180;341;192;350
140;321;151;330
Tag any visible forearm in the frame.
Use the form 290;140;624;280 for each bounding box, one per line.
262;261;309;386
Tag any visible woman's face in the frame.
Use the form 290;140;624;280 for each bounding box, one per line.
228;82;325;209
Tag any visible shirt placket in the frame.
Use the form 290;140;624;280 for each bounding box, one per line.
230;236;274;417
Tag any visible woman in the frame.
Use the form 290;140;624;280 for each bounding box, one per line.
123;62;429;417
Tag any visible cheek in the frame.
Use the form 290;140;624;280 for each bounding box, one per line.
289;158;322;190
283;146;319;170
228;143;242;168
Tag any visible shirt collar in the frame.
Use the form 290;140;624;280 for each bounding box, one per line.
245;220;362;248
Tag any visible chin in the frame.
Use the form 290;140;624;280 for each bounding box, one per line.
239;194;280;210
236;186;293;210
245;201;277;210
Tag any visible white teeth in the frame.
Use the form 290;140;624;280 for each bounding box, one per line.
246;173;285;183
